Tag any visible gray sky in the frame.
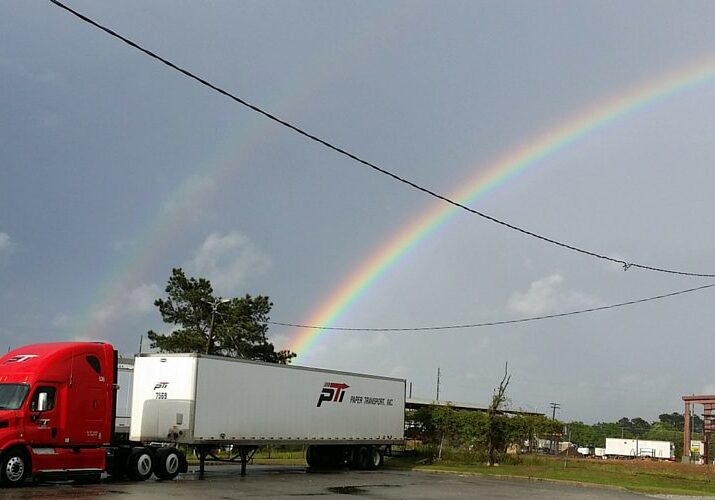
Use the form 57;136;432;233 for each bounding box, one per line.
3;1;715;423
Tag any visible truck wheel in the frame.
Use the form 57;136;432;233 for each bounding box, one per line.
0;449;29;487
127;448;154;481
154;447;181;480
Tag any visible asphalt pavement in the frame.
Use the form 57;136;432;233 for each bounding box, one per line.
2;464;656;499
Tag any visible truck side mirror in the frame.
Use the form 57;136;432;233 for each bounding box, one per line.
37;392;48;412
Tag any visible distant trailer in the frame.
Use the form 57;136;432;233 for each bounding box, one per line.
604;438;674;460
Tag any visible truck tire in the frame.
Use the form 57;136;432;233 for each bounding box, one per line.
153;447;181;480
0;448;29;487
127;448;154;481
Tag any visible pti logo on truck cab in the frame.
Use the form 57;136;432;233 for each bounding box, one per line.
316;382;349;407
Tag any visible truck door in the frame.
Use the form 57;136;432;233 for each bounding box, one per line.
62;353;112;445
26;385;60;445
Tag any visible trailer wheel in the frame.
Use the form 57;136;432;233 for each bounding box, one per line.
307;446;329;468
0;448;29;487
352;446;370;470
368;447;382;470
154;447;181;480
127;448;154;481
306;446;319;467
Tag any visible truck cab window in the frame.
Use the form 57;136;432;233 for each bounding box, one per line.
30;387;56;412
0;383;29;410
86;355;101;374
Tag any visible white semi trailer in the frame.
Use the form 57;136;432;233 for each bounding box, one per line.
130;353;406;476
604;438;674;460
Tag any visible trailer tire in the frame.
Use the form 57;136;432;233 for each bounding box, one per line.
127;448;154;481
368;447;382;470
154;447;181;480
307;446;330;468
306;446;319;468
0;448;29;487
353;446;370;470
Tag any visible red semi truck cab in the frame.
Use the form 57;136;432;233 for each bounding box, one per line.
0;342;116;486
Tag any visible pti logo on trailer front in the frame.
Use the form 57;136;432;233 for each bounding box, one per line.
316;382;350;407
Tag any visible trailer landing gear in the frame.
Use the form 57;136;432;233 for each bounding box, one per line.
195;445;256;479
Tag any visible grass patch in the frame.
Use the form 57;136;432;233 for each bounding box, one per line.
386;454;715;496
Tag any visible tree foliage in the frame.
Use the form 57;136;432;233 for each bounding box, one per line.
147;268;296;363
408;363;562;463
410;406;696;460
409;404;560;460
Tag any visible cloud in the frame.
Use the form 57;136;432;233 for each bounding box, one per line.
51;314;71;329
93;283;161;325
0;233;14;254
507;274;602;315
187;232;271;295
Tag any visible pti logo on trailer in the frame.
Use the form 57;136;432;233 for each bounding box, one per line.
316;382;350;407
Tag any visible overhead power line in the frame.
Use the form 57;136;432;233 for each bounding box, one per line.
268;282;715;332
50;0;715;278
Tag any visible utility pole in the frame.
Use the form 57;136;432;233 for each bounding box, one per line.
549;402;561;455
205;297;230;354
436;367;441;401
550;402;560;420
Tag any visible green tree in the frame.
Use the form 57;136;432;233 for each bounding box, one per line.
147;268;296;363
432;405;458;460
659;412;684;430
631;417;651;436
567;421;598;447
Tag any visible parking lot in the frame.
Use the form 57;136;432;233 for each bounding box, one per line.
4;464;652;499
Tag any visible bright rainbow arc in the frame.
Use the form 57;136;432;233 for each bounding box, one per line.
288;59;715;361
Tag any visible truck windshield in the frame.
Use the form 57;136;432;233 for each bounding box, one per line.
0;384;29;410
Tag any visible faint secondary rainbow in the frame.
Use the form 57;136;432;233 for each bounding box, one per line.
288;58;715;360
73;3;409;347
